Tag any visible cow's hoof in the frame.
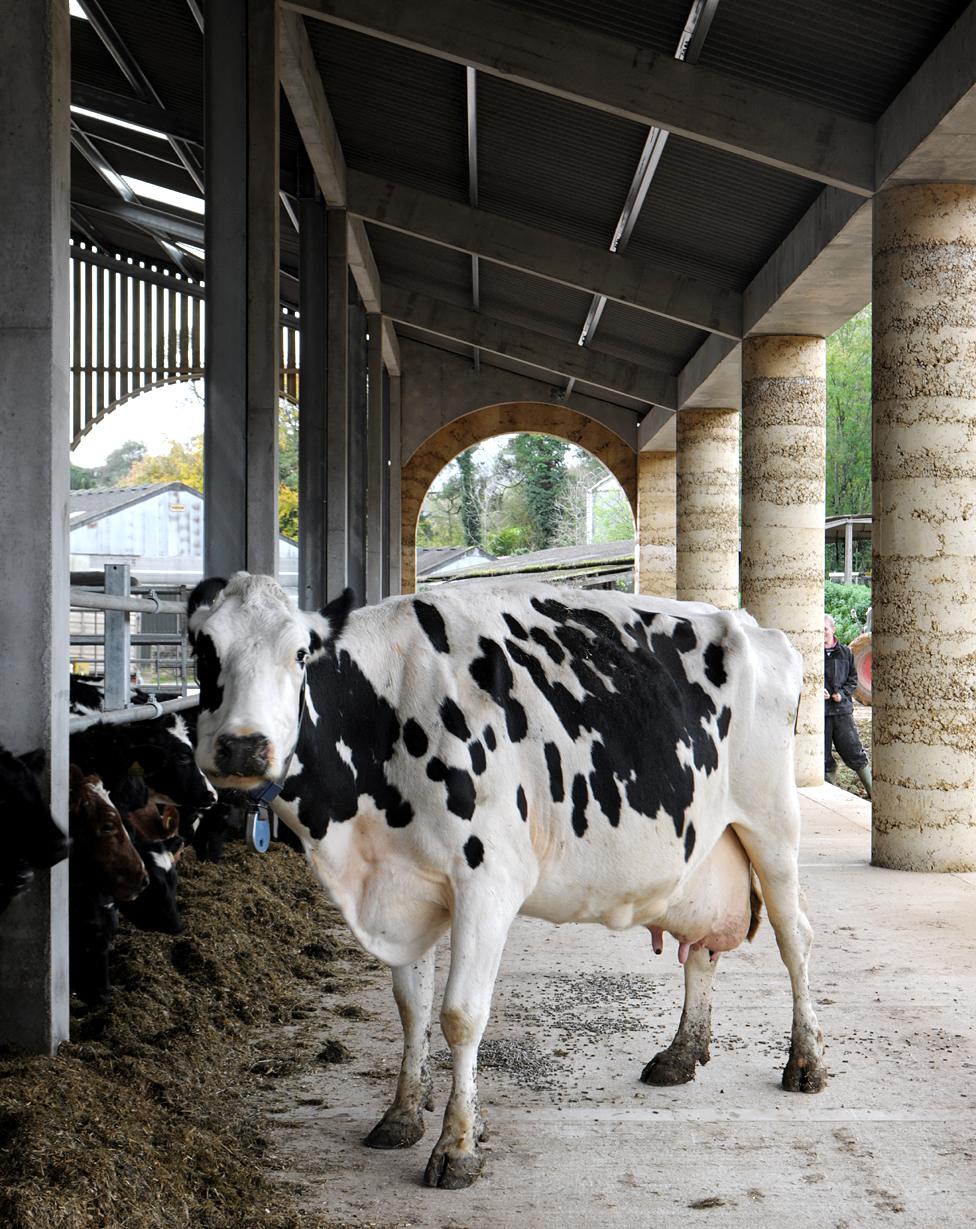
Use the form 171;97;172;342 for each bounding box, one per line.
423;1146;485;1189
364;1108;427;1149
782;1052;828;1093
640;1049;698;1086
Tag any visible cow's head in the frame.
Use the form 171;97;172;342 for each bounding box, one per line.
69;766;149;902
187;573;353;790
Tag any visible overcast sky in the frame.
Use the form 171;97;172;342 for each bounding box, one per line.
71;380;205;468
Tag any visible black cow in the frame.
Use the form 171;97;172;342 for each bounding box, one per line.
0;745;70;914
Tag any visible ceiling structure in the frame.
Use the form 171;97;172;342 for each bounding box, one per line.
67;0;976;448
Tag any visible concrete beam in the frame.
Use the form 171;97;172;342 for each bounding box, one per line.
876;1;976;187
347;215;381;310
387;373;402;595
279;8;347;204
637;406;676;452
347;287;368;602
382;284;676;407
348;170;742;338
286;0;875;194
381;317;401;376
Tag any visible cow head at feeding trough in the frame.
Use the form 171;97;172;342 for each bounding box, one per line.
187;573;353;791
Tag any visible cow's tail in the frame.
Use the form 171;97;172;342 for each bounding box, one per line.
747;868;764;942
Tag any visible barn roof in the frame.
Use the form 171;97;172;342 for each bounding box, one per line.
68;482;200;527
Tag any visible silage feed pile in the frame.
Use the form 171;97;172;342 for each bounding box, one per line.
0;843;371;1229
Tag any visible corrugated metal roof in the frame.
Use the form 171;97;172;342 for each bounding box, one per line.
586;299;706;370
625;135;822;294
506;0;693;54
366;226;473;306
478;265;595;338
95;0;203;121
305;19;468;203
477;75;648;249
70;15;135;96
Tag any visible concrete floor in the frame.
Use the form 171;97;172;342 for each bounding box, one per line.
266;787;976;1228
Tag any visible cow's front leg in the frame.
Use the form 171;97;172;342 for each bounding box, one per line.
641;944;717;1086
365;946;437;1149
423;893;517;1190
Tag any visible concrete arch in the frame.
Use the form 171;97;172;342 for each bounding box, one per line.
401;401;638;592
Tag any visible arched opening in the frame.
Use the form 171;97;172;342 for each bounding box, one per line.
401;402;637;592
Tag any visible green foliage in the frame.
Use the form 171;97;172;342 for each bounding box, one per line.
591;486;634;542
70;464;97;490
100;440;147;485
826;306;871;516
824;580;871;644
486;525;528;557
502;434;569;550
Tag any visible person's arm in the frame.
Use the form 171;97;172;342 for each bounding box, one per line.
841;647;859;700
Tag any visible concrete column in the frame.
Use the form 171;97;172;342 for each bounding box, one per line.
204;0;280;577
872;183;976;872
298;188;328;611
741;335;826;787
0;0;70;1052
347;287;367;603
380;367;392;598
676;409;740;607
325;209;349;598
388;375;403;595
365;313;384;604
636;451;676;597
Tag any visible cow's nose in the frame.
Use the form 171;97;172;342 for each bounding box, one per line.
214;733;271;777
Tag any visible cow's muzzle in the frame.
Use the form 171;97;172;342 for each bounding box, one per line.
214;733;271;779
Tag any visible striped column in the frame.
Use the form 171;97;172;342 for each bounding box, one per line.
637;451;676;597
741;336;826;787
676;408;740;608
872;183;976;872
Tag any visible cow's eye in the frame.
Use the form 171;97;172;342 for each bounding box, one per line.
296;647;309;665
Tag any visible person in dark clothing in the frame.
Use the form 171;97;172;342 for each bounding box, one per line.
824;614;872;797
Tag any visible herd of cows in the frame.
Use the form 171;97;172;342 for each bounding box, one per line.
3;573;828;1190
1;682;241;1003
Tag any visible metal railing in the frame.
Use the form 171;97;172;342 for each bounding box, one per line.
69;563;197;732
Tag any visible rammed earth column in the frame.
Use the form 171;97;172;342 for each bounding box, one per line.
872;183;976;872
676;409;740;608
741;336;826;787
637;451;676;597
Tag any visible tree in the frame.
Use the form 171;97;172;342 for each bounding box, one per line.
826;306;871;518
70;463;97;490
500;434;568;550
123;436;204;490
455;447;483;548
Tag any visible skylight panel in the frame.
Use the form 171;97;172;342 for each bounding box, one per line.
122;177;205;215
69;1;88;18
70;105;169;142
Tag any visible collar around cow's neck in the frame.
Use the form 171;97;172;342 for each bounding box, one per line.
247;668;309;805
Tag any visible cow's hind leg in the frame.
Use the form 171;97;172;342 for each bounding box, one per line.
423;889;519;1190
641;945;716;1086
365;946;437;1149
734;808;827;1093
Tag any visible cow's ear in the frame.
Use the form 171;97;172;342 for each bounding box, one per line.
309;588;355;655
19;748;46;777
187;576;227;645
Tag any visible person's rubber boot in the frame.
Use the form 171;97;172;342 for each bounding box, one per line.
825;770;837;786
856;765;872;799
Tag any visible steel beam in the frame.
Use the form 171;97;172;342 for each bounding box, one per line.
204;0;280;577
348;170;742;338
325;208;350;596
0;0;70;1053
380;367;392;598
365;313;385;604
387;374;402;595
347;284;368;603
298;190;329;610
72;188;205;246
382;284;676;407
71;82;202;145
285;0;875;194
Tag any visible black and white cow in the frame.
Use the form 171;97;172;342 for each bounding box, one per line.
0;745;71;914
189;573;826;1189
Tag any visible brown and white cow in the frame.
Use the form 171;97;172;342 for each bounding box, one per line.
189;573;826;1188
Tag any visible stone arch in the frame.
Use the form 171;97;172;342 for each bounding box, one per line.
401;401;637;592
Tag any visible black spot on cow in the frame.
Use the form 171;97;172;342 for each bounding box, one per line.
506;598;726;840
483;724;497;751
414;600;450;654
403;718;429;757
672;619;697;653
516;785;528;821
529;626;565;664
571;774;589;837
704;642;727;688
503;613;528;640
426;758;476;820
441;698;471;742
684;823;696;861
308;629;324;654
192;632;224;714
717;706;732;740
632;608;657;628
544;742;564;802
463;835;484;869
282;649;413;837
589;739;620;827
468;740;487;775
469;637;528;742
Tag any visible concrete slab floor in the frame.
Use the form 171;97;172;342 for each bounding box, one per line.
264;787;976;1228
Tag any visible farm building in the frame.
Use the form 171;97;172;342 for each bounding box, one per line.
2;1;976;1224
